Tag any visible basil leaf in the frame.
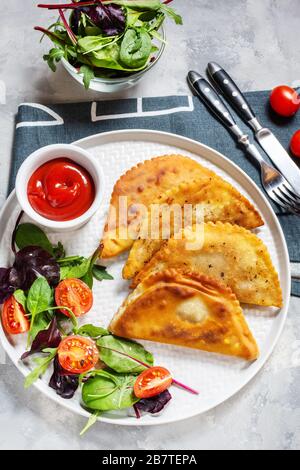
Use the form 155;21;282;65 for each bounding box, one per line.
92;265;114;281
15;224;54;255
80;65;95;90
60;258;90;281
24;348;57;389
77;324;110;339
120;29;152;69
97;335;154;374
82;370;139;411
13;289;27;310
27;277;52;316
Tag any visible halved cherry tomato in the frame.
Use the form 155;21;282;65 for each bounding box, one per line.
55;279;93;317
270;86;300;117
290;130;300;158
58;335;99;374
134;366;173;399
1;296;30;335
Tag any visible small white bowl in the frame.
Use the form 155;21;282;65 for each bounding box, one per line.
16;144;105;232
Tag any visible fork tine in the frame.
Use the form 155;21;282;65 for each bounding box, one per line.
272;188;300;215
282;182;300;202
279;185;300;207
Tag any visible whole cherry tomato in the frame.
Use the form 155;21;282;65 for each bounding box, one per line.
290;130;300;158
270;86;300;117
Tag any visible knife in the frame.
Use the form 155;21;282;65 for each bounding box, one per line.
207;62;300;194
187;71;269;169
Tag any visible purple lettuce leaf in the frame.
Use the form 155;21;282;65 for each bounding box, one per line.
76;3;126;36
49;356;79;399
13;246;60;291
21;317;62;361
135;390;172;415
0;268;19;304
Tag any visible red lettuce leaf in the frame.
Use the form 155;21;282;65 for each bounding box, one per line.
13;246;60;291
135;390;172;415
49;356;79;399
76;2;126;36
0;268;19;304
21;317;61;360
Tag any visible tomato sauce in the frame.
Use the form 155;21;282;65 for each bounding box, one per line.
27;158;95;221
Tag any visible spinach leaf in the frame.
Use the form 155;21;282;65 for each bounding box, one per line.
15;223;54;255
24;348;57;389
80;65;95;90
82;370;139;411
92;265;114;281
97;335;154;374
77;324;110;339
27;277;52;316
27;277;53;342
120;29;152;69
60;257;90;281
29;312;53;343
13;289;27;310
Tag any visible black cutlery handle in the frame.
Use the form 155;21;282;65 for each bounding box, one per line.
208;62;256;123
188;71;236;129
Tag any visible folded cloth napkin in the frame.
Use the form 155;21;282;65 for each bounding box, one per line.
11;92;300;296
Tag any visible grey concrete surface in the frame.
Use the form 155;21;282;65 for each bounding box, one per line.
0;0;300;450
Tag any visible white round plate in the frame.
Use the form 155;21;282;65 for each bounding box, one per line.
0;130;290;426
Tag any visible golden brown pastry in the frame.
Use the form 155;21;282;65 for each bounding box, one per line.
123;178;264;279
101;155;263;259
110;269;259;361
132;223;283;308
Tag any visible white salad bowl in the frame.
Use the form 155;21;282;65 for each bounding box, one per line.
15;143;105;232
61;28;166;93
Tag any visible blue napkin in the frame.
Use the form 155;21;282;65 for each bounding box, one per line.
11;92;300;296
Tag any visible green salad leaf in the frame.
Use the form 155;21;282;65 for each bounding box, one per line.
97;335;154;374
15;223;54;255
92;265;114;282
13;289;27;310
120;29;152;69
82;370;139;411
76;324;110;339
27;277;53;343
80;411;101;437
24;348;57;388
60;257;90;281
80;65;95;90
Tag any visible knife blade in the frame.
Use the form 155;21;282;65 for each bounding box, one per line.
207;62;300;194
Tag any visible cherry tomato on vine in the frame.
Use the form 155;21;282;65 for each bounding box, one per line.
55;278;93;318
1;296;30;335
270;86;300;117
134;367;173;399
290;130;300;158
58;335;99;374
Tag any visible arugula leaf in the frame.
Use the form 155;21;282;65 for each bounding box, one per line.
82;370;139;411
13;290;27;310
80;411;100;437
92;265;114;281
24;348;57;389
53;242;66;260
161;5;183;25
80;65;95;90
43;47;65;72
76;324;110;339
97;335;154;374
15;223;54;255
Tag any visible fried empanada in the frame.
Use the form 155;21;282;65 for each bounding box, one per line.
101;155;263;259
123;179;264;279
110;269;259;360
133;222;283;308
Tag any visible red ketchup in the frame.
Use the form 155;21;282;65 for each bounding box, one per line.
27;158;95;221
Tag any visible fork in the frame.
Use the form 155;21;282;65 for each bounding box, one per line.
188;71;300;216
